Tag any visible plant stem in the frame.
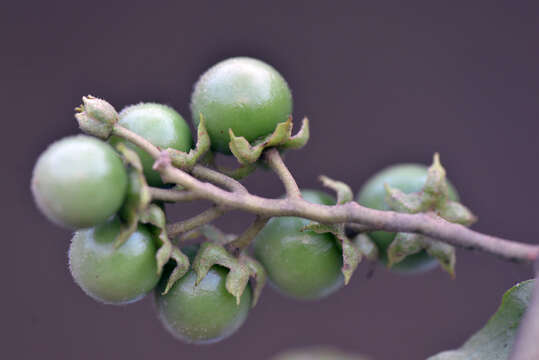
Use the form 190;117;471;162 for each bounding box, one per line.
149;187;199;202
265;148;301;199
227;216;269;253
166;206;227;236
114;124;539;264
191;164;247;193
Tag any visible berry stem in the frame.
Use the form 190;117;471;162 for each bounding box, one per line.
148;187;199;202
166;206;227;236
227;216;269;253
265;148;302;199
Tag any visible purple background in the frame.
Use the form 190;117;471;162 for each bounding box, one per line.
2;1;538;359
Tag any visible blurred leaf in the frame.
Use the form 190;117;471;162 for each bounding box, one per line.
428;279;534;360
438;201;478;226
272;347;372;360
353;233;379;261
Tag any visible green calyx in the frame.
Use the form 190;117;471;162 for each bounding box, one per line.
167;115;210;170
228;117;310;165
75;95;118;139
302;177;362;285
302;222;361;286
192;242;265;307
383;153;476;276
114;144;189;293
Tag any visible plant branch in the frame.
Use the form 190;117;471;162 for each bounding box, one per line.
149;187;199;202
191;164;247;193
227;216;269;253
166;206;227;236
265;148;302;199
113;124;539;263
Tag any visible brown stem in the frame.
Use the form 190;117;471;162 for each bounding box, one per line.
191;164;247;193
166;206;227;236
265;148;301;199
227;216;269;253
149;187;199;202
115;124;539;263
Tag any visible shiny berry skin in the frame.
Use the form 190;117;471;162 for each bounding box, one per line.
190;57;293;153
109;103;192;187
69;218;160;304
155;266;251;344
31;135;128;229
253;190;344;300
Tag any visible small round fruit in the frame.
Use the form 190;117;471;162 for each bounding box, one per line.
357;164;460;273
253;190;343;300
109;103;192;187
69;218;160;304
32;135;128;229
190;57;293;153
155;266;251;344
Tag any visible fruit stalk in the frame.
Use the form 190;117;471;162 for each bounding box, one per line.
265;148;301;199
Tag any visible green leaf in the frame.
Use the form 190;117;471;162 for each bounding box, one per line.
272;347;372;360
428;279;535;360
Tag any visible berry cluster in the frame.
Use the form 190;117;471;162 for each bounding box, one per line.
31;57;475;343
